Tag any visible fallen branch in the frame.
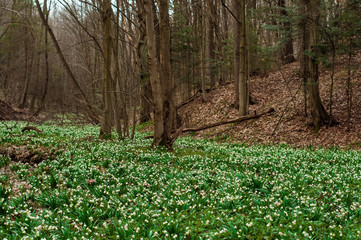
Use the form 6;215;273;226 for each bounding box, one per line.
144;108;275;139
176;87;213;109
176;90;201;109
182;108;275;132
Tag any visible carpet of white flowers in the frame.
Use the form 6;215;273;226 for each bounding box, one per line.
0;122;361;239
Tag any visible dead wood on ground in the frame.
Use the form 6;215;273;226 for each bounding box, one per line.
145;108;275;140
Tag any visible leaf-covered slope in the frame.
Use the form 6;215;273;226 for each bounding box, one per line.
178;54;361;148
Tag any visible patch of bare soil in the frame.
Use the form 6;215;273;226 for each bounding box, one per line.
178;52;361;149
0;145;56;165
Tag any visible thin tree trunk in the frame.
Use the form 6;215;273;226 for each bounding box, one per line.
206;0;215;88
346;40;352;132
112;0;123;139
136;0;152;124
144;0;164;146
99;0;113;139
200;2;207;101
279;0;295;63
239;0;248;116
233;0;240;108
36;0;50;114
19;25;30;108
30;48;41;112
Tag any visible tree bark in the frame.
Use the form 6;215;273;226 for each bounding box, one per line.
37;0;50;114
99;0;113;139
144;0;164;146
112;0;123;139
19;23;30;108
159;0;176;146
136;0;152;124
199;1;208;102
279;0;295;64
205;0;216;88
303;0;330;132
233;0;240;108
239;0;248;116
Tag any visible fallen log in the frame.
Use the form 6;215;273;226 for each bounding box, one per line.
182;108;275;132
144;108;275;139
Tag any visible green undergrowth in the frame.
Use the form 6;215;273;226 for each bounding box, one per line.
0;121;361;239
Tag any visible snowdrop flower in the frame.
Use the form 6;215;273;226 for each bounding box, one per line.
246;222;253;227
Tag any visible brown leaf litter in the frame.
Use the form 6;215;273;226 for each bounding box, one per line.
178;53;361;149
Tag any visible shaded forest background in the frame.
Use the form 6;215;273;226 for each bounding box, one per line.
0;0;360;148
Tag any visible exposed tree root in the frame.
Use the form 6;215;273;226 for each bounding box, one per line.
21;126;42;133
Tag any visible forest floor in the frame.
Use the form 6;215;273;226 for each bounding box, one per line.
0;54;360;239
1;123;361;239
178;52;361;149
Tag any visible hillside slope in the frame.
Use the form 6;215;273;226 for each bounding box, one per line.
178;53;361;148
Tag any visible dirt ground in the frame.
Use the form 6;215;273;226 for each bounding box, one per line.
178;53;361;149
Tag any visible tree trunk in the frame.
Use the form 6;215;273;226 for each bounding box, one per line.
303;0;330;132
136;0;152;124
239;0;248;116
19;25;30;108
112;0;123;139
99;0;113;139
200;1;207;101
206;0;215;88
279;0;295;64
37;0;50;114
144;0;164;146
159;0;176;146
233;0;240;108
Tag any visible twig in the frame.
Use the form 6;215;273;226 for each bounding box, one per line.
271;83;303;136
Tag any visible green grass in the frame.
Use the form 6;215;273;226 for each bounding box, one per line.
0;121;360;239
